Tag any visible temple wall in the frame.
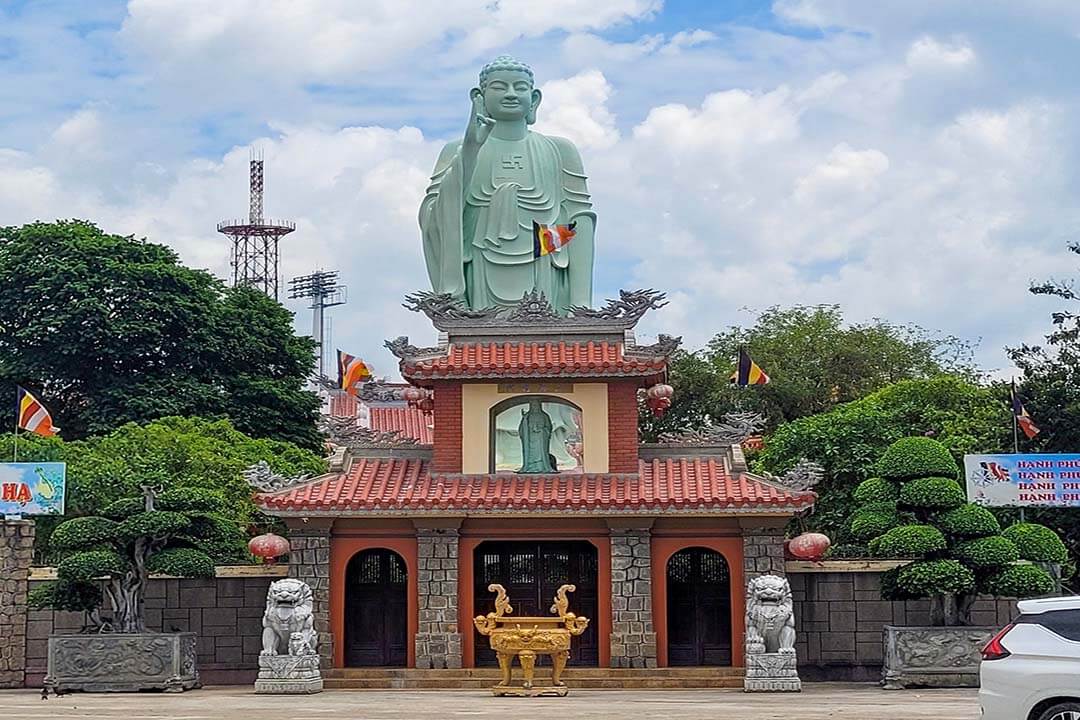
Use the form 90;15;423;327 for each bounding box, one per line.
23;567;285;687
788;565;1018;681
460;382;609;473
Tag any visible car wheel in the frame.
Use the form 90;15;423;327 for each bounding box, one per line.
1039;703;1080;720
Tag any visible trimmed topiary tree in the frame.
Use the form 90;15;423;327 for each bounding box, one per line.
29;485;242;632
847;436;1061;625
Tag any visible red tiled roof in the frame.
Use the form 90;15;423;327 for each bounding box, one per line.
369;406;433;444
401;341;666;381
256;457;815;514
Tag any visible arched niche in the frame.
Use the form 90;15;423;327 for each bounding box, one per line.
488;394;584;473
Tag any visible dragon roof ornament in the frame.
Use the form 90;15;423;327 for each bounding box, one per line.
318;414;422;449
244;460;311;494
657;412;767;446
401;288;668;333
763;459;824;493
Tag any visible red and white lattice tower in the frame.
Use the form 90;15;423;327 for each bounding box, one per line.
217;152;295;299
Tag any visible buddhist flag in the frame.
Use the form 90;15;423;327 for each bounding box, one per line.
17;386;57;437
730;348;770;386
533;220;576;258
1011;381;1040;440
337;351;372;396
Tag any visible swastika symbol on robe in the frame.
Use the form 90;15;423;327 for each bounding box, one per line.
501;154;525;169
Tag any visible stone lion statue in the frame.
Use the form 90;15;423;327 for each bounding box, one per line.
261;578;316;656
745;575;796;655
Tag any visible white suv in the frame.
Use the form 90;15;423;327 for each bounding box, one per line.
980;595;1080;720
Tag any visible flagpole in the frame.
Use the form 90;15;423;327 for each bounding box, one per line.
12;388;18;463
1012;379;1025;523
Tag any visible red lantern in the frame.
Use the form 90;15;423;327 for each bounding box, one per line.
248;533;290;564
787;532;831;561
646;383;674;417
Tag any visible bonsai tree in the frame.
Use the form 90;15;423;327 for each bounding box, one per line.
846;436;1063;625
29;485;245;633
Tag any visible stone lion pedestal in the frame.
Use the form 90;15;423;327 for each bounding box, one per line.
743;575;802;693
254;579;323;694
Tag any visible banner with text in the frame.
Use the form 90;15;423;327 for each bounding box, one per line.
0;462;66;516
963;454;1080;508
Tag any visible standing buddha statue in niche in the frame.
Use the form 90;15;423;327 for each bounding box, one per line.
419;56;596;315
518;398;556;474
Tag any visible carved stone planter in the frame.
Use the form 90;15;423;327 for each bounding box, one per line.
45;633;199;692
881;625;995;690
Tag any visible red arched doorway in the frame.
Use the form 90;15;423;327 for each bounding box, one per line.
345;548;408;666
666;547;732;666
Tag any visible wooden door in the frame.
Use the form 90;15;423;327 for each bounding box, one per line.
345;549;408;667
474;541;599;666
666;548;732;666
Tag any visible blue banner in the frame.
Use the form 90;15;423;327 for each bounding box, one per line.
964;454;1080;508
0;462;66;516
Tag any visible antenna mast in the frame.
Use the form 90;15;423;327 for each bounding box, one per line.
218;150;295;299
287;270;347;379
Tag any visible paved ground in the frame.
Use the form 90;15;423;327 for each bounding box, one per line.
0;683;979;720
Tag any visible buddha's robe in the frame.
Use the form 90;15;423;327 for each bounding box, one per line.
419;131;595;314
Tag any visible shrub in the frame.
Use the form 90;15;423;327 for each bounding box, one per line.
49;517;117;551
147;548;216;577
157;488;227;514
870;524;946;558
118;511;189;542
850;511;896;542
894;559;975;597
899;477;966;510
826;543;871;559
28;580;103;613
937;504;1001;538
101;497;145;520
1002;523;1069;564
983;564;1056;597
875;437;959;480
57;549;126;582
853;478;898;505
954;536;1020;569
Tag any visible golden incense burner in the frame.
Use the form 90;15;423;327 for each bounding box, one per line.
473;583;590;697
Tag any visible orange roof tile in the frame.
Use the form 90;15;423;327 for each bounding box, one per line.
256;457;814;515
401;341;666;381
369;406;433;444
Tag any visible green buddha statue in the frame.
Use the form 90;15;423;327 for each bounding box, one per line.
518;398;556;474
419;55;596;314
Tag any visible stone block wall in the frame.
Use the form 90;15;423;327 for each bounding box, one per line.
0;520;34;689
609;528;657;667
742;526;786;580
789;570;1017;681
25;571;281;686
415;527;462;669
288;527;332;666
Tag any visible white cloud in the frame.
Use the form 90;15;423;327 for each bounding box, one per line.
534;71;620;150
906;36;976;69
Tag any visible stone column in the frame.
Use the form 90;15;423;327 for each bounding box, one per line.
415;525;462;669
287;522;333;666
1;520;34;689
741;523;786;580
608;524;657;668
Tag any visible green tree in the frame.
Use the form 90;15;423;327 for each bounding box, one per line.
29;486;235;632
1;416;326;560
641;305;974;438
847;437;1059;625
756;376;1010;541
0;220;321;448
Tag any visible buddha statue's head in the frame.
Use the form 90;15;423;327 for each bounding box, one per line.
473;55;541;125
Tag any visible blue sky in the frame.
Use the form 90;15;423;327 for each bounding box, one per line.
2;0;1080;379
